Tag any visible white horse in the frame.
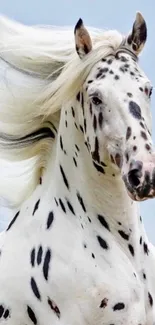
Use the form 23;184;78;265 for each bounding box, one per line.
0;12;154;325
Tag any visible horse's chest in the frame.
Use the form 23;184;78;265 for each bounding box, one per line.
47;230;153;325
62;262;146;325
0;220;154;325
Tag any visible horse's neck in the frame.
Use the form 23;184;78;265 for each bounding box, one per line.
44;103;146;262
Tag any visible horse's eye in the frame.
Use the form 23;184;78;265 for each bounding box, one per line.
149;87;153;97
92;97;102;105
145;86;153;98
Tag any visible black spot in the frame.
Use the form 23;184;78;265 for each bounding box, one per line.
43;248;51;281
143;242;149;255
130;71;135;76
128;244;134;256
101;161;107;167
100;298;108;308
84;118;87;133
88;80;93;84
125;152;129;162
113;302;125;311
114;75;119;80
115;153;122;168
97;235;108;250
54;198;58;206
37;246;43;265
6;211;20;231
118;230;129;240
93;161;105;174
145;143;151;151
76;92;80;101
60;136;63;151
141;131;147;140
89;103;92;116
96;68;108;79
74;122;78;129
31;277;41;301
140;121;145;129
124;64;129;68
47;211;54;230
30;248;35;267
77;192;86;212
98;112;103;129
129;101;141;119
148;292;153;306
92;137;100;163
66;199;75;215
59;165;69;190
109;70;114;74
107;59;112;64
127;92;133;98
93;115;97;131
139;87;143;92
27;306;37;324
75;144;80;152
3;309;9;319
120;66;126;73
81;93;84;115
48;298;61;318
65;120;68;128
120;56;128;62
98;214;110;231
32;200;40;216
73;157;77;167
71;106;75;118
0;305;4;318
140;236;142;245
126;127;132;140
80;125;84;133
88;216;91;223
59;198;66;213
92;253;95;259
39;177;42;185
103;67;109;72
143;272;146;280
133;145;137;151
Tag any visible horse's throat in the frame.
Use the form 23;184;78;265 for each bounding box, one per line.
45;107;139;232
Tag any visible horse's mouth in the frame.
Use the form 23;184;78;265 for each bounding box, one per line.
122;175;155;202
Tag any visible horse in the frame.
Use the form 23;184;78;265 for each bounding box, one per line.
0;11;154;325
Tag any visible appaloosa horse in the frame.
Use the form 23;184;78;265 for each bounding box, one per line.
0;12;154;325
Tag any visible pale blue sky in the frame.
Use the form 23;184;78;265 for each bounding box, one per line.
0;0;155;243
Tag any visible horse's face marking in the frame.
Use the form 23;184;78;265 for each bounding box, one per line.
79;50;153;199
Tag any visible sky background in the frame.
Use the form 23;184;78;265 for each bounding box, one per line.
0;0;155;243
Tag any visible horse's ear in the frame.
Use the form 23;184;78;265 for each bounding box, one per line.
74;18;92;59
127;12;147;55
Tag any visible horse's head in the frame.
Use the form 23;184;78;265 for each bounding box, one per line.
74;13;154;201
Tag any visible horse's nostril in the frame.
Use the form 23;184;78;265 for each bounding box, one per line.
128;168;141;187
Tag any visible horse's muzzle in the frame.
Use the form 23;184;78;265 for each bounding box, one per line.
123;159;155;201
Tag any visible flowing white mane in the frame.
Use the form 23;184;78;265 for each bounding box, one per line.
0;16;123;207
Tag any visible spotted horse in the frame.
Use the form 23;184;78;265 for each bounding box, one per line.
0;11;154;325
